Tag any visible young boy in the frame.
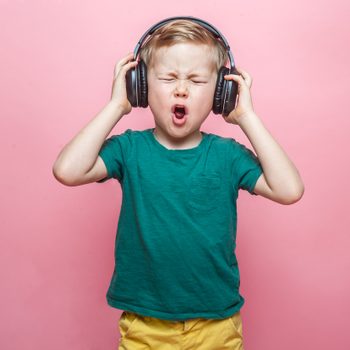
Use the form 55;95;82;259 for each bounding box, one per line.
53;19;304;350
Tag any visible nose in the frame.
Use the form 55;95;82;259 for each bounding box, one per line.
174;79;189;98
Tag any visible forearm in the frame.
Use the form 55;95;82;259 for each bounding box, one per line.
53;101;124;179
237;111;304;197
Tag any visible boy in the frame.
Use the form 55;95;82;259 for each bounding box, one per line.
53;19;304;350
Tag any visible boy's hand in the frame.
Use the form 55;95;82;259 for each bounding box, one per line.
222;67;255;125
110;52;139;115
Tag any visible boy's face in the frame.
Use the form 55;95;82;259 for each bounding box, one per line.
147;42;218;149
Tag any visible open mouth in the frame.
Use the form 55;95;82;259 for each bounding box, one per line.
172;104;188;119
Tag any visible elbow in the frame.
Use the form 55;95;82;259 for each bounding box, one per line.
52;162;76;186
279;184;305;205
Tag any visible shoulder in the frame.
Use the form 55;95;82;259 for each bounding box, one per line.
206;132;244;152
105;128;147;143
206;132;233;145
103;129;153;154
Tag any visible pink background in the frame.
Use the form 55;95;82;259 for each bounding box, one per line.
1;1;349;349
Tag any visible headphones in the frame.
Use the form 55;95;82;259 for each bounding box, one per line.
125;16;239;117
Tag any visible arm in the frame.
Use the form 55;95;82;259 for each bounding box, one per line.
52;101;124;186
237;111;304;204
52;52;138;186
223;68;304;205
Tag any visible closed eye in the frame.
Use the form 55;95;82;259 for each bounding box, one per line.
159;79;207;84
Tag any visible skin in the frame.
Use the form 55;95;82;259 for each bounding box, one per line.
146;42;304;203
147;42;218;149
223;68;305;204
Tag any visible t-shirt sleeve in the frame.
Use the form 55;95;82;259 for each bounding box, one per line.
229;138;263;195
96;129;133;183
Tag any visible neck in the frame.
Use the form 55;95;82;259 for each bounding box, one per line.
153;128;203;150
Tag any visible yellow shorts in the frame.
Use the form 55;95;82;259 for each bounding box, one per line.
118;310;244;349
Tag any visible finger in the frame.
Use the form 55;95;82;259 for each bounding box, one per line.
114;53;135;73
114;54;137;77
235;67;251;81
235;66;246;74
115;53;134;68
225;74;251;92
238;69;252;88
224;74;246;85
237;70;249;83
121;52;135;64
123;60;138;69
225;71;253;89
116;60;138;77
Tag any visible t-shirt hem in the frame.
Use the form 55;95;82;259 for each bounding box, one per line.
106;294;244;321
247;167;263;195
96;152;114;183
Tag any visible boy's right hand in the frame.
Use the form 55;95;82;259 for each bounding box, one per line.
110;52;138;115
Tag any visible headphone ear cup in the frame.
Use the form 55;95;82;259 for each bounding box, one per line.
212;66;229;114
222;71;239;117
138;59;148;108
126;63;138;107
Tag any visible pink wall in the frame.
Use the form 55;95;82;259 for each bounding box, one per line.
1;1;349;349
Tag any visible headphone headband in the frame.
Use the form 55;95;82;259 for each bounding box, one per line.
133;16;235;71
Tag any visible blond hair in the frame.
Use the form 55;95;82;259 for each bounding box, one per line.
139;19;229;72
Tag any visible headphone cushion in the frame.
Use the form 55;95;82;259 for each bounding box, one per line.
213;66;229;114
138;60;148;107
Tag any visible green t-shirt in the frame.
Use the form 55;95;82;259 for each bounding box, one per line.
97;127;263;321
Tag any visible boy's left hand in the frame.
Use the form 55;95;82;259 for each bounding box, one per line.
223;67;255;125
